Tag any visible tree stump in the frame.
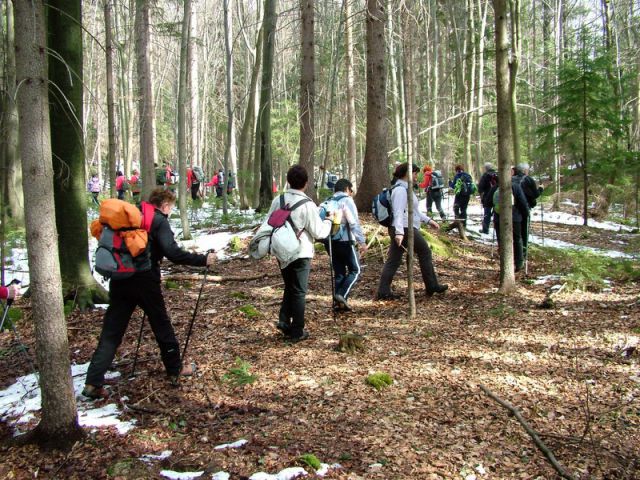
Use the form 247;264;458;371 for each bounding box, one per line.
336;333;365;354
444;220;468;240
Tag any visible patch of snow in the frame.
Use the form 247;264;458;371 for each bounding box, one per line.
140;450;172;463
528;234;635;259
530;207;634;232
214;438;248;450
533;275;562;285
316;463;341;477
561;199;579;207
160;470;205;480
211;473;230;480
475;464;487;475
248;467;307;480
0;362;135;436
369;463;384;470
180;230;253;260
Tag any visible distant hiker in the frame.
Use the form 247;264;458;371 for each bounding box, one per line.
272;176;278;193
428;169;447;220
83;189;216;399
449;164;476;227
376;163;447;300
419;165;433;197
115;170;126;200
270;165;332;342
215;169;225;197
226;171;236;196
187;166;203;200
493;168;530;272
513;163;543;260
0;282;20;301
319;179;368;311
87;174;101;206
477;163;498;234
130;169;142;203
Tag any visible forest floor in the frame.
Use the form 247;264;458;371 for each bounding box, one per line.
0;210;639;480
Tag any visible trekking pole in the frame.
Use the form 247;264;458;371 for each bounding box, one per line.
540;200;545;247
525;216;531;276
181;251;213;360
129;314;146;378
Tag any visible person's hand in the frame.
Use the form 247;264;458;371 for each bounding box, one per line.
358;243;368;256
7;284;20;300
206;252;216;267
429;219;440;230
395;235;404;247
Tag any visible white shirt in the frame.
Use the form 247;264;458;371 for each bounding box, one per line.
391;179;432;234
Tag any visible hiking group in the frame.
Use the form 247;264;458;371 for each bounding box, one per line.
77;160;541;399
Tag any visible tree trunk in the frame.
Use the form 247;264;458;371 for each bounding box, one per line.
582;63;588;226
47;0;108;308
222;0;236;215
14;0;84;449
354;0;388;212
188;11;200;169
258;0;277;211
345;0;357;183
178;0;192;239
135;0;157;199
104;0;118;199
474;0;488;173
299;0;316;199
238;26;263;209
494;0;516;293
509;0;521;166
463;0;476;173
402;5;418;166
388;0;404;162
2;0;24;224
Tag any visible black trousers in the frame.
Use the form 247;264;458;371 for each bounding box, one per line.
454;194;470;225
493;215;525;271
427;192;446;219
190;182;201;200
278;258;311;337
85;274;182;387
482;206;493;233
327;240;361;299
377;227;439;297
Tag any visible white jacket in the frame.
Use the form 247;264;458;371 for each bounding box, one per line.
267;189;331;268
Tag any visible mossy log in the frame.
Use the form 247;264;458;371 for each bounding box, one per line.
336;333;365;354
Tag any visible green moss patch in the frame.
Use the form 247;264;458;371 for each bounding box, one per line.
222;358;257;387
366;372;394;391
238;304;260;318
298;453;322;470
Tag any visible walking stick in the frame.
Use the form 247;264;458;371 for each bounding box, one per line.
181;257;212;361
129;314;146;378
524;215;531;276
540;200;545;247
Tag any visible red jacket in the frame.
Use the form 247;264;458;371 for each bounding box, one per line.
419;171;432;190
205;174;219;187
0;286;8;300
129;174;141;193
115;175;125;191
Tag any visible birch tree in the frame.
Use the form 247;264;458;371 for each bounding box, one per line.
178;0;192;239
299;0;316;200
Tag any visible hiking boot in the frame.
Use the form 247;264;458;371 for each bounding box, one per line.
287;330;310;343
334;294;351;311
168;362;197;386
81;384;108;400
275;321;291;335
426;284;448;297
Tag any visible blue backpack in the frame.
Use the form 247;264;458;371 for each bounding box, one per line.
372;184;402;227
319;195;347;239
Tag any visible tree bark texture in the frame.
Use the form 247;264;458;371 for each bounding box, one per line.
178;0;192;239
14;0;83;448
222;0;236;215
354;0;388;212
494;0;516;293
47;0;107;307
258;0;276;210
2;0;24;224
104;0;118;198
299;0;316;199
344;0;357;183
135;0;157;199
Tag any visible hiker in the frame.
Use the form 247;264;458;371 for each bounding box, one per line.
87;173;101;206
115;170;126;200
130;169;142;204
186;166;202;200
449;164;476;227
477;163;498;234
0;283;20;301
83;189;216;399
493;168;530;272
226;171;236;196
513;163;543;260
428;169;447;220
271;165;332;342
320;178;368;311
376;163;448;300
214;169;224;197
419;165;433;198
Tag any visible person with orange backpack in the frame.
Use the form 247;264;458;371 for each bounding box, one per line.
82;189;216;399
